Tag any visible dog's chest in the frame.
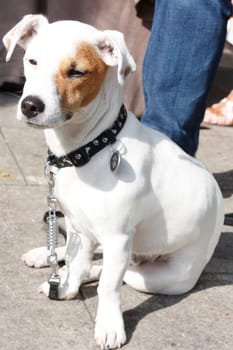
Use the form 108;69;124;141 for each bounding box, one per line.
53;145;153;237
54;168;97;234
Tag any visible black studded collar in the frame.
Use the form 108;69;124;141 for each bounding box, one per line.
47;105;127;169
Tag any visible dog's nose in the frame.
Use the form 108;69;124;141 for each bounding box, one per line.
21;95;45;118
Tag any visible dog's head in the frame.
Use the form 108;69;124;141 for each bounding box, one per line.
3;14;136;129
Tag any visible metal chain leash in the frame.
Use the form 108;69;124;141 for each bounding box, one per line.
45;163;60;300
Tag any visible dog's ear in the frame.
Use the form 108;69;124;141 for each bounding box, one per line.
2;14;48;62
95;30;136;85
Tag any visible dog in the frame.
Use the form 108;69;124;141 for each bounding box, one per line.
3;14;224;349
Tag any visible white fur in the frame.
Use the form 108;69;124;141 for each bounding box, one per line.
3;15;224;350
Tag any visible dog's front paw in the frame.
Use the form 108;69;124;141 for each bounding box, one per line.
95;306;126;349
38;281;79;300
38;281;50;297
38;267;79;300
22;247;48;268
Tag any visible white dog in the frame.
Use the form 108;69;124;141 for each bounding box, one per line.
3;15;224;349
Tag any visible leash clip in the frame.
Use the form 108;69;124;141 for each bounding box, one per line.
44;161;59;178
48;272;60;300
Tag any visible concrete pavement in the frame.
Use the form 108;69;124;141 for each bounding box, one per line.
0;48;233;350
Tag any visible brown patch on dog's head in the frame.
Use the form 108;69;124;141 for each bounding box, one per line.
56;43;108;113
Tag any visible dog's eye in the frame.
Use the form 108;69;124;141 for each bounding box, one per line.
67;69;88;78
29;59;37;66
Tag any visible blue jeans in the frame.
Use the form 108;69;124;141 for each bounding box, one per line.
141;0;232;155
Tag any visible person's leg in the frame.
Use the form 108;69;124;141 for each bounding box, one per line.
141;0;232;156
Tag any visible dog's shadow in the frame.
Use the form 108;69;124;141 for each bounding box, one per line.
214;169;233;199
81;230;233;342
214;169;233;224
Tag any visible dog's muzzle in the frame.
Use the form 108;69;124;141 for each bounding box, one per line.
21;95;45;119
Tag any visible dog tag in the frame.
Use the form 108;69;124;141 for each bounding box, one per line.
48;273;60;300
110;151;121;172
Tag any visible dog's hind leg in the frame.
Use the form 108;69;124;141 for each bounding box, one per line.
124;244;209;295
124;259;199;295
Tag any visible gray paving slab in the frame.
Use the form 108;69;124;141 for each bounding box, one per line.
1;126;47;185
0;93;23;128
0;185;47;224
197;125;233;215
0;223;96;350
197;125;233;174
0;131;25;184
0;93;22;128
0;92;47;185
0;189;96;350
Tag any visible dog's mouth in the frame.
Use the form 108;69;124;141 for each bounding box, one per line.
26;122;47;129
64;112;73;122
25;111;73;129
